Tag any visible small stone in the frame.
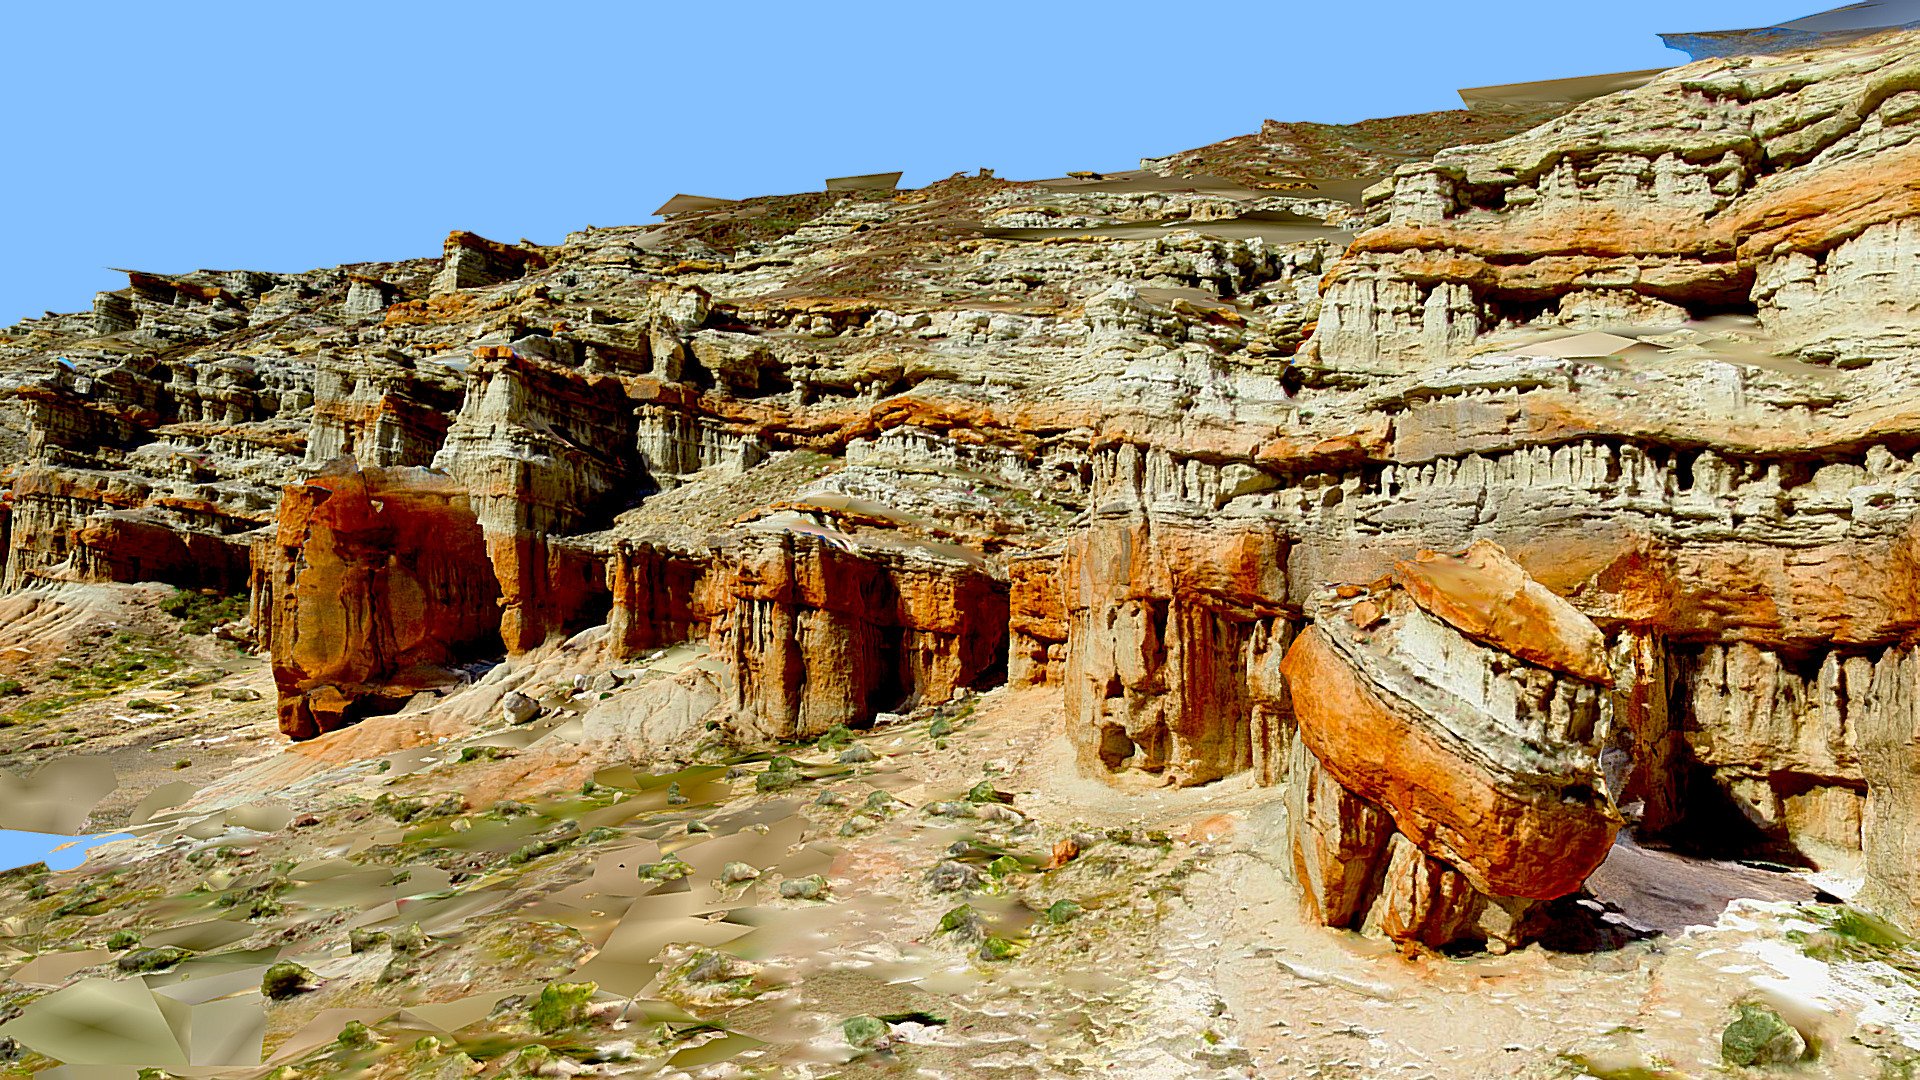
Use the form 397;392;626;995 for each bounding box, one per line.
839;745;878;764
814;791;853;807
927;860;982;893
840;814;882;836
389;923;430;954
928;717;956;739
501;691;540;725
719;861;761;884
926;801;976;819
1045;837;1082;869
1044;899;1083;924
977;803;1025;825
966;780;1002;803
864;790;898;811
1722;1002;1807;1067
779;874;830;901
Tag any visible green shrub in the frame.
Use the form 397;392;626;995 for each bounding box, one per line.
117;946;192;973
843;1014;888;1048
529;981;596;1034
159;589;246;636
261;961;315;1000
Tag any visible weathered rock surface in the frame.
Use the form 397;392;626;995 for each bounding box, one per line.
267;464;500;739
6;28;1920;936
705;528;1008;741
1058;512;1292;786
1285;543;1620;945
1312;36;1920;372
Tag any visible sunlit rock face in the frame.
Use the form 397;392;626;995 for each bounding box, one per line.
1311;36;1920;373
9;27;1920;942
1281;542;1620;947
705;529;1009;742
1058;512;1293;787
267;464;500;740
432;351;637;653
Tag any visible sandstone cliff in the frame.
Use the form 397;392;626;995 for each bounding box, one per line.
4;26;1920;941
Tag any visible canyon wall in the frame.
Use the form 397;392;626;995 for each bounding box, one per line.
5;29;1920;936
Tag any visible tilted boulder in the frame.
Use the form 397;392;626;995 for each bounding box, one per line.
1282;541;1621;946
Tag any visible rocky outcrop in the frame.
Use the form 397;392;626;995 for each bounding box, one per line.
1282;543;1621;945
606;539;707;657
1060;513;1292;786
1007;550;1067;687
306;355;460;467
432;351;637;651
267;464;500;739
8;27;1920;939
1312;35;1920;372
430;231;548;295
707;528;1008;741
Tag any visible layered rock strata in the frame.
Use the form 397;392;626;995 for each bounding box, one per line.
704;528;1009;741
1283;542;1621;945
5;30;1920;934
1057;513;1293;786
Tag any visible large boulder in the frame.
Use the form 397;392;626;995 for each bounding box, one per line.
1283;541;1621;945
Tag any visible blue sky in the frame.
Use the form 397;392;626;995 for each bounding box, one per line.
0;1;1819;326
0;830;130;873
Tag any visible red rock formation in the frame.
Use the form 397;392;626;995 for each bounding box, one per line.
705;529;1007;741
1282;543;1620;939
434;352;637;652
607;540;708;657
3;467;256;593
1060;513;1293;786
269;464;500;740
1007;550;1067;687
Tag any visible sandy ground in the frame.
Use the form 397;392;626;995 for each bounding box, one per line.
1;585;1916;1078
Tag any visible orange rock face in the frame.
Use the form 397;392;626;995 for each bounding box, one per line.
1060;513;1293;786
269;465;501;740
433;353;638;653
1284;626;1618;899
1394;539;1610;683
607;540;708;657
1007;551;1067;687
704;530;1009;741
1282;544;1621;904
